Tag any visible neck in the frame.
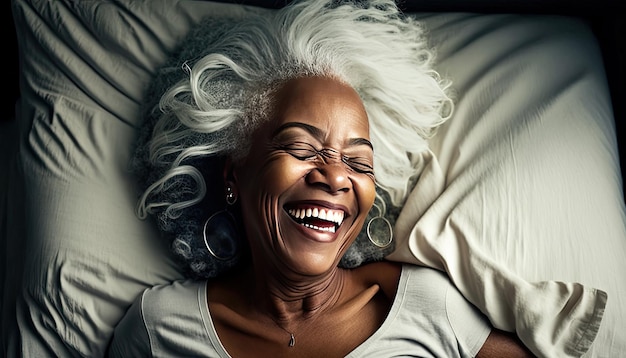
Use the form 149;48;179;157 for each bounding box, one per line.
242;261;348;325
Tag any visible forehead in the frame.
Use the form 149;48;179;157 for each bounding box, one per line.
269;76;370;137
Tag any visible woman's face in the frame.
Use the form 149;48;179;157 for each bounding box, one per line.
231;76;376;275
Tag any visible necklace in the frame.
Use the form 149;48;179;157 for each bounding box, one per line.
271;319;296;347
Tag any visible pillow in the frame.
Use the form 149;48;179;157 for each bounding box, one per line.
3;1;624;357
388;13;625;357
4;0;255;355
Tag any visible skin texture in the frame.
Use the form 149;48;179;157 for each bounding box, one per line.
478;330;536;357
208;76;534;357
233;76;376;278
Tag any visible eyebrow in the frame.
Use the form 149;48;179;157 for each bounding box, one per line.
272;122;374;149
348;137;374;149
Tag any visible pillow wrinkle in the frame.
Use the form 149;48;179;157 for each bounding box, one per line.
6;3;625;357
387;150;608;357
18;0;146;122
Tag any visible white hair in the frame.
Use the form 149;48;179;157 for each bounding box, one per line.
133;0;452;277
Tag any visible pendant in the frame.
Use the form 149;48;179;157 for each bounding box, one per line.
289;333;295;347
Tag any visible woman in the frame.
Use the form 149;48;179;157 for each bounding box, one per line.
109;0;534;356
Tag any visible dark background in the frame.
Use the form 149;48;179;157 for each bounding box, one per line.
6;0;625;196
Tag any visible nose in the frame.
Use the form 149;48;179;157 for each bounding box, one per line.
305;163;351;193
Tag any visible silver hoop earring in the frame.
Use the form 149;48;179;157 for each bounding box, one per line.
203;210;239;261
367;202;393;248
225;185;237;205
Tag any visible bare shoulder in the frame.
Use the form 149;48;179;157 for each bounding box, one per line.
352;261;402;300
477;329;536;358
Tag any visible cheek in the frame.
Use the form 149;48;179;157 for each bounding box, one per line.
265;164;298;195
355;176;376;213
237;155;308;200
235;157;311;246
260;158;307;196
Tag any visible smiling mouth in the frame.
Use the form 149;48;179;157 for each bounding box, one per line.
286;207;345;233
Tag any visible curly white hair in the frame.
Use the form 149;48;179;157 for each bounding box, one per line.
132;0;452;278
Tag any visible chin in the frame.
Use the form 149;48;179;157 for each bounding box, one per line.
285;251;343;276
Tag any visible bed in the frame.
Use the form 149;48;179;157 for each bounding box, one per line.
2;0;625;356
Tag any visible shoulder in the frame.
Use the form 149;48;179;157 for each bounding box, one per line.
392;264;492;356
117;280;206;336
355;261;454;299
396;264;482;319
129;280;206;333
352;261;455;299
398;265;493;356
109;280;210;357
353;260;402;300
141;280;204;307
117;280;205;326
110;281;200;357
401;263;455;293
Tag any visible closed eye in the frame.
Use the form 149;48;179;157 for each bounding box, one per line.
278;141;319;160
342;155;374;176
274;140;375;179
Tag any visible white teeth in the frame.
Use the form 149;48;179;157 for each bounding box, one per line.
287;207;345;228
302;223;336;233
319;210;326;220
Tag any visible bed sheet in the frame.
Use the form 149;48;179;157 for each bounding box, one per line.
3;0;625;356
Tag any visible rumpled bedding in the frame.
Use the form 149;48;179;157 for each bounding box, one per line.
2;1;625;357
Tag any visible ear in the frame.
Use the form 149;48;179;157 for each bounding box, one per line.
222;157;240;205
223;157;238;187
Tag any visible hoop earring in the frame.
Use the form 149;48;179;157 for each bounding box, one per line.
366;202;393;248
203;210;239;261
